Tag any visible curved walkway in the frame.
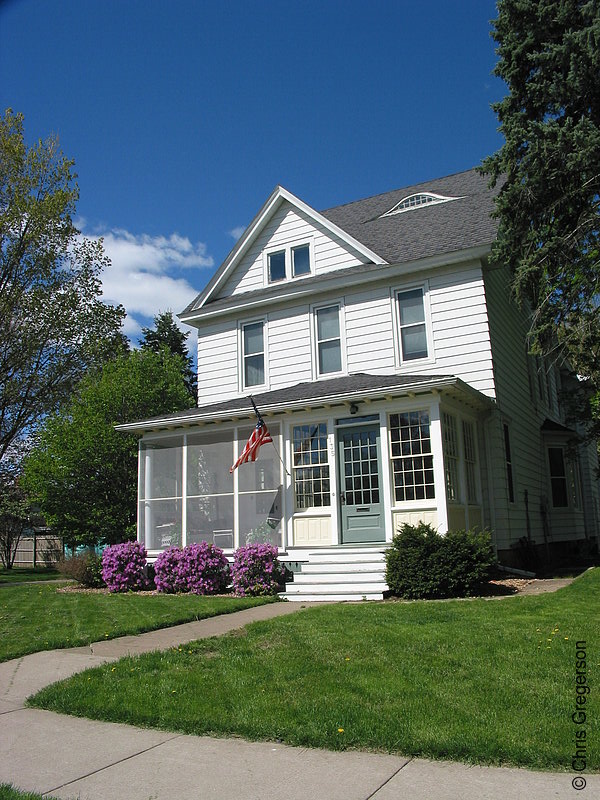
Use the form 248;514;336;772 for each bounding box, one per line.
0;599;596;800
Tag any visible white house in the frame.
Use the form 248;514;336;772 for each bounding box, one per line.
118;168;599;599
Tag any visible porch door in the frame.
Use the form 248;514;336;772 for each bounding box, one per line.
338;424;386;543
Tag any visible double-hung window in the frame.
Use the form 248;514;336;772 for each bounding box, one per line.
396;287;428;361
389;411;435;502
442;412;460;502
241;320;265;388
315;304;342;375
292;423;330;509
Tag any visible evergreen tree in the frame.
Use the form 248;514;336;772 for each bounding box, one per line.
140;310;196;400
481;0;600;434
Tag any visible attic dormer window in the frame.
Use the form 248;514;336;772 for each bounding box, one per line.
265;240;313;284
380;192;458;218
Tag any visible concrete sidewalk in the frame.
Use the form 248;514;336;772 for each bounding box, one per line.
0;601;596;800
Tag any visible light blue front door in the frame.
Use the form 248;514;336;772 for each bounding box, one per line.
338;424;386;543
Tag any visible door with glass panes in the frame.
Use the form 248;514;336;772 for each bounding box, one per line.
337;423;386;543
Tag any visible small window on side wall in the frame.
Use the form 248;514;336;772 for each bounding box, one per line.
503;423;515;503
242;321;265;388
548;447;569;508
397;288;428;361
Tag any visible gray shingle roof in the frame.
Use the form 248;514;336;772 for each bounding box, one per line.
320;168;498;265
180;167;498;318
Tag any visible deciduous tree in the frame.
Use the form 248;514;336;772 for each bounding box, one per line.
0;109;125;462
22;349;190;549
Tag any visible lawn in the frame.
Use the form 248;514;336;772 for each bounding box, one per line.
0;583;276;662
0;785;59;800
0;567;61;585
30;569;599;772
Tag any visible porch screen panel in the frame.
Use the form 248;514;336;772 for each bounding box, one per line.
186;431;234;548
293;423;330;509
139;437;184;550
389;411;435;502
237;424;282;546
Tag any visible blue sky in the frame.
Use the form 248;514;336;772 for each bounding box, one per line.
1;0;505;347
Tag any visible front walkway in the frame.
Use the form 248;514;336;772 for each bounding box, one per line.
0;598;596;800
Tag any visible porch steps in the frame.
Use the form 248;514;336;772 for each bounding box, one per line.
280;546;389;602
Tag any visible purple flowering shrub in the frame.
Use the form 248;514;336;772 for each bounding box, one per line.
153;547;186;593
231;543;284;596
101;541;149;593
154;542;230;594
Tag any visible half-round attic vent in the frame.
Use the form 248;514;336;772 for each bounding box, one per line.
380;192;458;217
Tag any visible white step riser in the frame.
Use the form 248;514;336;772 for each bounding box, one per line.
286;581;387;593
307;553;385;564
301;562;385;574
293;572;385;584
282;592;384;602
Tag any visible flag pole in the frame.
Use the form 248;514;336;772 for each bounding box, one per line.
249;396;291;477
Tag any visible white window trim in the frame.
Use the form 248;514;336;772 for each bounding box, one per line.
391;282;435;369
238;316;268;392
310;300;347;380
263;236;314;285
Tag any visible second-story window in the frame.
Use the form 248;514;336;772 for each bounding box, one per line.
315;304;342;375
397;287;428;361
242;321;265;388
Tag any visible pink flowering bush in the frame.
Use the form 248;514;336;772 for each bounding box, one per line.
231;543;284;596
101;541;149;593
154;542;230;594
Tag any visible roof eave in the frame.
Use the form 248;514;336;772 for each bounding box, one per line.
179;242;493;325
116;375;492;435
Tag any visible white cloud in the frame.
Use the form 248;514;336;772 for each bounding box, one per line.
229;225;246;240
80;224;215;347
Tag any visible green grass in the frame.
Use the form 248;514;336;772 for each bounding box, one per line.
0;583;276;662
0;784;60;800
0;567;61;584
30;569;600;772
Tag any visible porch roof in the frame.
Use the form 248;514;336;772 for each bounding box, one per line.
116;372;493;434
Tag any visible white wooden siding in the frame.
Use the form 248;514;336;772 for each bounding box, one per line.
217;201;368;298
197;263;498;404
345;290;396;374
267;305;313;389
196;321;238;405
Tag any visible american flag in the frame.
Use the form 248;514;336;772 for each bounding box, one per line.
230;419;273;473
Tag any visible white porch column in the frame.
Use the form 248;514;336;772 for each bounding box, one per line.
143;444;154;549
378;411;394;543
429;397;449;534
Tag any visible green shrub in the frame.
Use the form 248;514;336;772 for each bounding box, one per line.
57;551;105;588
386;523;496;599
